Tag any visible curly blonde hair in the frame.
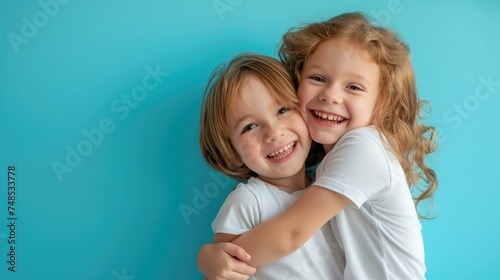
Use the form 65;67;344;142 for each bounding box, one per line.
278;12;437;218
200;53;303;181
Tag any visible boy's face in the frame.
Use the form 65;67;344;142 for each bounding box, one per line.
228;75;311;184
297;38;380;152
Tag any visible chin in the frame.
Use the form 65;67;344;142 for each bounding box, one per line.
311;133;337;146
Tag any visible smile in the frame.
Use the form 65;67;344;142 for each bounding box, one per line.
312;110;346;124
267;142;295;160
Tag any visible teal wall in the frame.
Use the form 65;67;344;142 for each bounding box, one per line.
1;0;499;279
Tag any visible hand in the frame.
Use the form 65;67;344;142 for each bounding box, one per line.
197;242;257;280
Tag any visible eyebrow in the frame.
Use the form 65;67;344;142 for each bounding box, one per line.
302;64;322;72
232;115;248;131
346;72;372;86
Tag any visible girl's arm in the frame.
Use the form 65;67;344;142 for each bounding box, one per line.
197;233;257;280
230;186;350;267
230;127;390;267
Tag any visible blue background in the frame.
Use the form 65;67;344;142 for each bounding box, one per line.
1;0;499;279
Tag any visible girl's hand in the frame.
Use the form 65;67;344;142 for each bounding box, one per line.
197;242;256;280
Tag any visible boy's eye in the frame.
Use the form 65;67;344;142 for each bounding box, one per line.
277;107;289;115
309;76;325;83
241;123;257;133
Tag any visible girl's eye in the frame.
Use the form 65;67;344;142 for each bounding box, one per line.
277;107;289;115
309;76;325;83
347;84;363;91
242;123;257;134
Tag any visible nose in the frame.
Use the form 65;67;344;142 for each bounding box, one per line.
319;85;343;104
263;121;285;143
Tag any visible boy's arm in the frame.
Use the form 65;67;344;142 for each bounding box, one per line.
230;185;350;267
197;233;256;280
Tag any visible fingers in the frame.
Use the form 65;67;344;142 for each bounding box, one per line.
230;261;257;276
221;243;256;276
222;243;251;262
210;265;253;280
200;243;256;280
218;270;252;280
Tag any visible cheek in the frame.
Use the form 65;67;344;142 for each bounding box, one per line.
353;101;374;124
365;97;378;119
289;115;311;146
236;140;260;165
297;94;309;112
296;84;307;101
291;108;309;125
297;84;315;109
293;114;308;131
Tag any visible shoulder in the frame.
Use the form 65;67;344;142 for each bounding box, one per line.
212;177;266;232
324;126;387;162
232;177;270;196
224;177;279;209
339;126;384;146
315;126;393;206
317;126;391;188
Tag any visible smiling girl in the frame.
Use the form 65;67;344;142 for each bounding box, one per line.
198;12;438;280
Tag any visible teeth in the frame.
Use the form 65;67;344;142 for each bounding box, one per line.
314;110;345;123
268;142;295;159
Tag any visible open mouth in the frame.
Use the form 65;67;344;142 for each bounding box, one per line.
267;142;295;160
312;110;346;124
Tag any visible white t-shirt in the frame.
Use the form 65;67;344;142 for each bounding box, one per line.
212;177;344;280
314;126;426;280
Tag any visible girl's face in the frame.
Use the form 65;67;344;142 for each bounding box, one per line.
228;75;311;186
297;38;380;152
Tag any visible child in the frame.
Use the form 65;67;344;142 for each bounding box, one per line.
197;53;344;279
198;12;438;279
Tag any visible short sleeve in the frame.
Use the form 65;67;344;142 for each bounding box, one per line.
211;184;261;235
314;127;391;208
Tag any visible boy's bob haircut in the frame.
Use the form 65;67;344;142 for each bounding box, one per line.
200;53;300;181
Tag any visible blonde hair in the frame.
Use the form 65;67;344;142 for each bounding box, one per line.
279;12;438;218
200;53;301;181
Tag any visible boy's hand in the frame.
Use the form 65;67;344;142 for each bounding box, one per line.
197;242;256;280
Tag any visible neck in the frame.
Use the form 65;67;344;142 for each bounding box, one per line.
259;165;311;194
323;143;335;153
